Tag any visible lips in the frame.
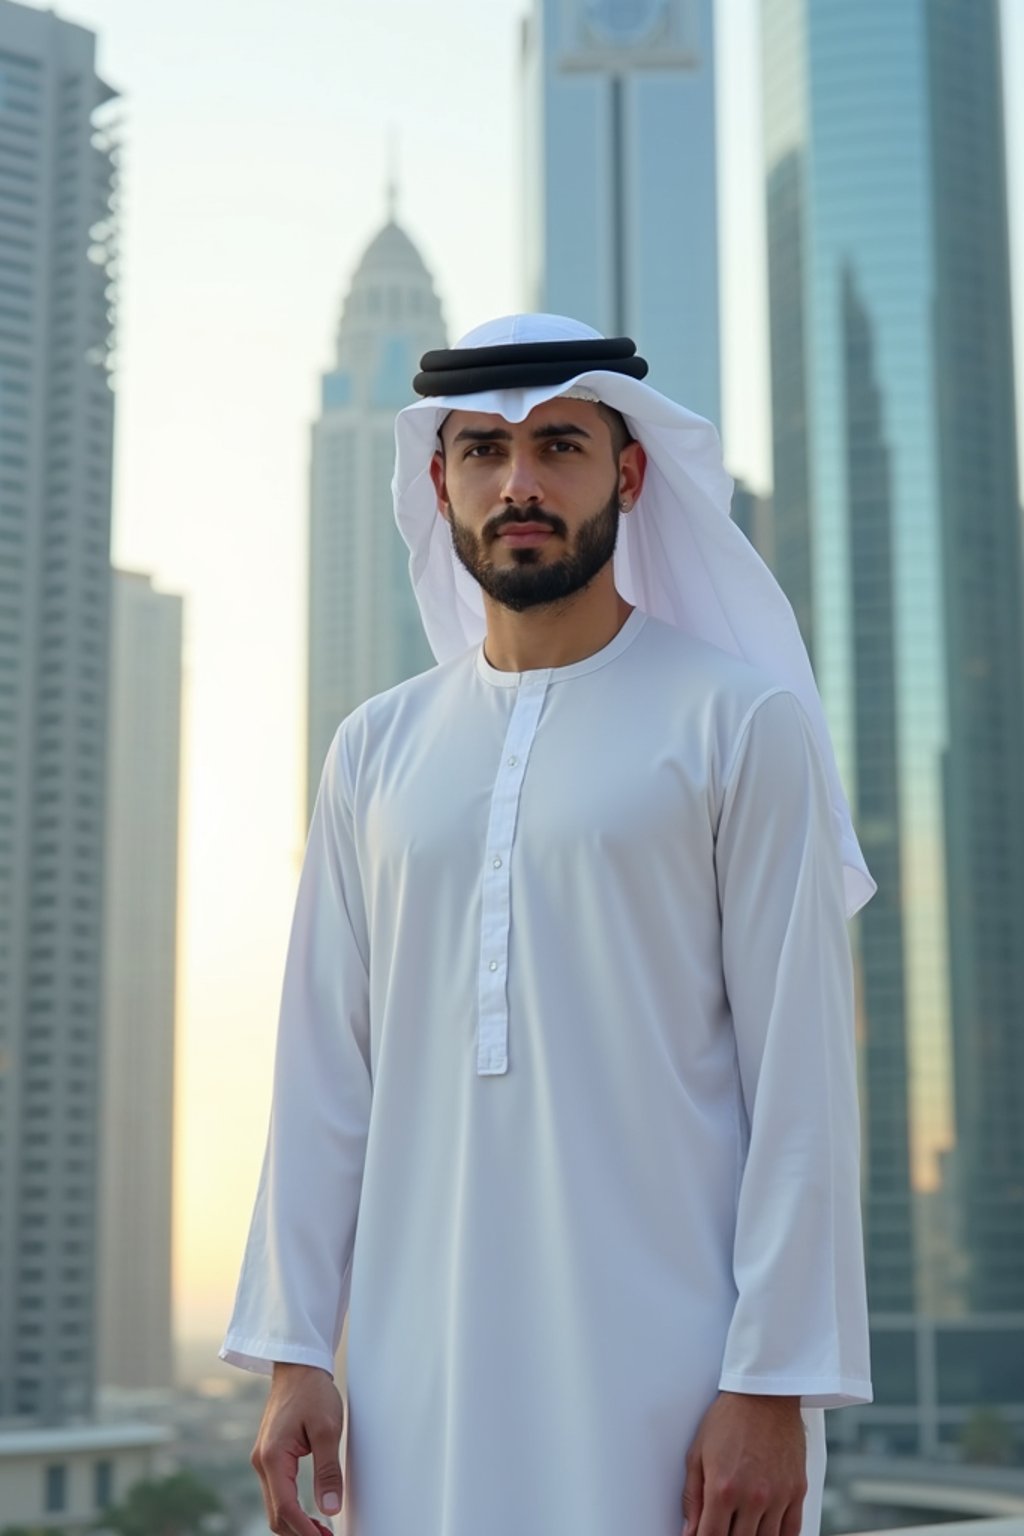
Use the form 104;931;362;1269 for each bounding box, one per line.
497;523;554;542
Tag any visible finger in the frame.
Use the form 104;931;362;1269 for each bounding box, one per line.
310;1417;345;1520
681;1450;705;1536
779;1494;806;1536
274;1496;333;1536
729;1504;767;1536
733;1505;773;1536
262;1445;329;1536
754;1506;786;1536
251;1441;278;1534
255;1472;276;1533
693;1480;735;1536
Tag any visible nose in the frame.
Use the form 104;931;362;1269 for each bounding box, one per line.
498;448;545;507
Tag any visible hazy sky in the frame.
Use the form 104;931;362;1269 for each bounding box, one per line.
28;0;1024;1346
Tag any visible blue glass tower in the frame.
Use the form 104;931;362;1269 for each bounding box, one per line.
762;0;1024;1326
521;0;720;425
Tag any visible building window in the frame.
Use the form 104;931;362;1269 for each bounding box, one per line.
95;1458;114;1509
44;1461;67;1511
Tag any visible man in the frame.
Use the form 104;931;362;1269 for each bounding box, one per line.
222;314;874;1536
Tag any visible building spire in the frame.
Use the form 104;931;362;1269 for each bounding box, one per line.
387;127;399;222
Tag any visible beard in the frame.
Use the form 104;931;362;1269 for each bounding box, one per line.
446;484;621;613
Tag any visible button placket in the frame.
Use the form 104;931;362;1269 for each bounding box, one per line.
477;673;550;1075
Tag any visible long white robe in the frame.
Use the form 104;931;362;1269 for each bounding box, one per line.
221;606;872;1536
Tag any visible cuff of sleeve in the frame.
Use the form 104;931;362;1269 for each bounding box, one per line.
718;1370;873;1409
218;1334;336;1379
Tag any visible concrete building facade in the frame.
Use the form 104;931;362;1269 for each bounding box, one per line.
0;0;119;1426
0;1421;171;1532
98;570;184;1392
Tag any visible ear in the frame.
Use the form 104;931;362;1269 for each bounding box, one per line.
618;439;647;511
429;450;450;522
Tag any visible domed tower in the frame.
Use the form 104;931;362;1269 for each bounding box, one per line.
307;201;447;820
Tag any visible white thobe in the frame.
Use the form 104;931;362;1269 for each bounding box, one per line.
221;606;872;1536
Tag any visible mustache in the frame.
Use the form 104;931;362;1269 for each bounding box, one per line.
484;506;568;541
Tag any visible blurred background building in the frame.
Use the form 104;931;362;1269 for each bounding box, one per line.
520;0;721;423
99;568;184;1393
305;194;444;819
0;0;119;1429
761;0;1024;1456
730;476;774;568
0;4;171;1527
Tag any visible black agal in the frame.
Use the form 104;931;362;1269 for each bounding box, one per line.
412;337;649;397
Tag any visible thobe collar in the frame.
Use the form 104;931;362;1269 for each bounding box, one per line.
475;606;649;688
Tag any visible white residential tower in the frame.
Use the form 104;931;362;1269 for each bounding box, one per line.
99;570;184;1393
306;202;446;818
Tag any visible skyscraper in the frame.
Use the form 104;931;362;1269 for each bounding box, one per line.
730;477;774;570
0;0;119;1425
762;0;1024;1342
306;202;445;820
99;570;184;1392
520;0;720;423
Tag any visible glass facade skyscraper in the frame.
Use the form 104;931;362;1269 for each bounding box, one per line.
762;0;1024;1331
521;0;720;424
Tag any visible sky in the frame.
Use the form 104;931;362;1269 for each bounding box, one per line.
24;0;1024;1348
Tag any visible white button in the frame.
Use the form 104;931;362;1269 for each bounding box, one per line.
507;755;518;767
489;960;499;972
492;856;502;869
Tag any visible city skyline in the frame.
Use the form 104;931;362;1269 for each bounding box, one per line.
7;0;1021;1347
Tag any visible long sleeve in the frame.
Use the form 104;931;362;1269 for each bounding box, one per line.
219;723;372;1376
714;688;872;1409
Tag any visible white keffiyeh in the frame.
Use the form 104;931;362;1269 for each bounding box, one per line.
393;311;876;917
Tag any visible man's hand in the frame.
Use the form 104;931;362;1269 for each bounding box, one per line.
250;1362;345;1536
681;1391;808;1536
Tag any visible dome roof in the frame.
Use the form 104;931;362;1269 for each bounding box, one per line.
332;213;447;376
351;219;431;283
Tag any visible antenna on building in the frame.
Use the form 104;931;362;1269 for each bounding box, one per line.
386;127;399;222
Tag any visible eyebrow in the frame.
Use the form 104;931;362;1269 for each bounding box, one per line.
450;421;594;447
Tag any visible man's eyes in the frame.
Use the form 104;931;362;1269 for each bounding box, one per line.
465;441;581;458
